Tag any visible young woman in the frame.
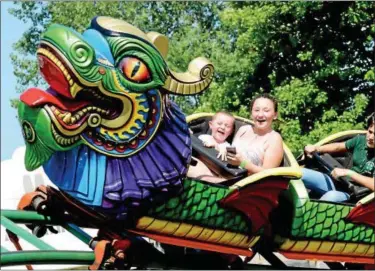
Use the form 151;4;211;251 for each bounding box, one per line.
226;94;284;174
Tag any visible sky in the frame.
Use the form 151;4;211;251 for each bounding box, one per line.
1;2;30;160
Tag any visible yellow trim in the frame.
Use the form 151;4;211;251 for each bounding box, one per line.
367;245;374;256
304;241;323;253
144;219;168;232
135;216;258;248
217;231;237;245
356;244;370;255
230;233;246;246
209;229;227;242
198;228;215;241
161;221;180;234
229;167;302;189
174;223;193;237
185;225;205;239
137;217;155;229
345;243;361;254
314;130;366;147
357;193;375;206
292;240;309;252
246;236;261;248
331;242;346;254
280;238;374;257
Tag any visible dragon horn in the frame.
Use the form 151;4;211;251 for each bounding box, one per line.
146;31;214;96
163;57;214;96
147;31;169;59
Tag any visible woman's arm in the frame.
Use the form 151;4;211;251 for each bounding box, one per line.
228;133;284;175
262;133;284;169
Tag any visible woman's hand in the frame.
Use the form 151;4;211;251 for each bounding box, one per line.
227;152;245;167
331;168;350;179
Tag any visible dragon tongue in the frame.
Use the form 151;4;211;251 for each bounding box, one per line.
20;87;89;111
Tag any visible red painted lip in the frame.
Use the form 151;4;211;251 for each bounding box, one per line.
20;88;89;111
37;54;73;99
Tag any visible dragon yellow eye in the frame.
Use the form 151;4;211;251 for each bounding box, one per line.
119;57;151;83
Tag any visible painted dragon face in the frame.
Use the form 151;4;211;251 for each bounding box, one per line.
19;17;214;171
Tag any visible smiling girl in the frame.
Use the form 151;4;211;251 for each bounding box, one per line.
226;94;284;174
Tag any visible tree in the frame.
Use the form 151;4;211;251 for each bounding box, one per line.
8;1;225;113
196;2;374;153
8;1;374;154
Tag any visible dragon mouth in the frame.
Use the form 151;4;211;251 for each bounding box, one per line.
21;42;126;135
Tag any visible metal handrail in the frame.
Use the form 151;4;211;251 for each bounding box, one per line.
1;215;55;250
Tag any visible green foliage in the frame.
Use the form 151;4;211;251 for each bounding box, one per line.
7;1;374;155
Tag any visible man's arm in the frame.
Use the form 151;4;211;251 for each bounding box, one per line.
316;142;347;154
332;168;374;191
348;171;374;191
305;142;347;157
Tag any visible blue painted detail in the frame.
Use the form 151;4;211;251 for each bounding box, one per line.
82;29;114;65
43;145;106;206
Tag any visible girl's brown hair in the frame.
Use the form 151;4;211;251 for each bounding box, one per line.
250;93;278;112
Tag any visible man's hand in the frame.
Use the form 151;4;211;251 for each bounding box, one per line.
331;168;350;179
304;144;318;158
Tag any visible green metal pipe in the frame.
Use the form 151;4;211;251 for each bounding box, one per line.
1;210;53;224
1;216;55;250
64;223;93;245
1;251;94;267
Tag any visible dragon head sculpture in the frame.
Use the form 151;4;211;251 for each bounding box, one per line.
18;16;214;218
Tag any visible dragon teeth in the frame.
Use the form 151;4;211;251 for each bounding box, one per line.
62;113;72;123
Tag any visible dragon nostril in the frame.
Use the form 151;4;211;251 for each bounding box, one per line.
88;113;102;127
98;67;106;75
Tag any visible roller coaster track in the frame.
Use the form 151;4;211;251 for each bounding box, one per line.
0;209;362;270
